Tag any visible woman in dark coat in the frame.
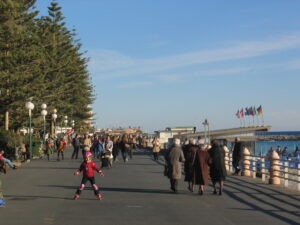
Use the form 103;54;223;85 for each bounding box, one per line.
193;144;210;195
183;139;198;192
208;139;227;195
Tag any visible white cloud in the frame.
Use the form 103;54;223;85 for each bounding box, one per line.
88;32;300;79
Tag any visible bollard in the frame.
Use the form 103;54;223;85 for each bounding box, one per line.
223;145;229;172
268;150;280;185
241;147;251;176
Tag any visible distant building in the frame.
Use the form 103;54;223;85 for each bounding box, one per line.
155;126;196;146
105;127;142;136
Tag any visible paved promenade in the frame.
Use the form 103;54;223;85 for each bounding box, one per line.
0;148;299;225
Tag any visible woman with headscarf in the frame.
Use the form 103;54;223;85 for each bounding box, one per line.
193;144;210;195
208;139;227;195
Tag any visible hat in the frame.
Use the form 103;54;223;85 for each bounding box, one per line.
85;151;92;158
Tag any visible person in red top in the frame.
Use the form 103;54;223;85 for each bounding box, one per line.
73;151;104;200
57;138;67;161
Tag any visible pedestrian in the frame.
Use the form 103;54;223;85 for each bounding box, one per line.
232;137;243;175
45;136;54;160
0;150;18;172
193;144;210;195
165;138;185;193
208;139;227;195
141;136;147;149
183;139;197;192
94;136;104;160
0;178;4;207
128;134;134;159
121;134;130;162
20;143;27;162
152;137;160;161
104;136;113;168
82;133;92;157
71;134;81;160
112;136;120;162
294;146;300;158
73;151;105;200
0;150;18;207
57;138;66;161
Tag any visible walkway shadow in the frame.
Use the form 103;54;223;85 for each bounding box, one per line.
5;194;72;201
40;184;175;195
225;176;300;224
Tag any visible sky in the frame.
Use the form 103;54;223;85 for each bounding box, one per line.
35;0;300;133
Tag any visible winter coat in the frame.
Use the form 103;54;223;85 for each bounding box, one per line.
166;145;185;180
208;143;227;182
183;144;197;182
193;147;210;185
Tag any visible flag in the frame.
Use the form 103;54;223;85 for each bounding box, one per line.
245;107;249;116
257;105;263;115
236;109;240;118
248;106;254;116
240;108;244;118
253;106;257;115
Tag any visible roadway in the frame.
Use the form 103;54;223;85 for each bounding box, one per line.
0;147;299;225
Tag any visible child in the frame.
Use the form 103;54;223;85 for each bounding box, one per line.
73;151;104;200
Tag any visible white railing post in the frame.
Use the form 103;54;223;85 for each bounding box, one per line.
297;163;300;192
261;158;265;182
224;146;229;172
228;152;232;173
284;161;289;188
252;156;256;179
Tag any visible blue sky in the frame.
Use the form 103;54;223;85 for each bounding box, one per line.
36;1;300;133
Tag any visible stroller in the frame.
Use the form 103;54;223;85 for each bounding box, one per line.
101;150;111;168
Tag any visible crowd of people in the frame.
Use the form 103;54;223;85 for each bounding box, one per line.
0;132;255;204
164;137;227;195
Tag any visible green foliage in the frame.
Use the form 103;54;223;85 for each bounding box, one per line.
0;1;94;131
0;128;23;151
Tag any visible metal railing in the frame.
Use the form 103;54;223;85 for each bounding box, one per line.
227;152;300;191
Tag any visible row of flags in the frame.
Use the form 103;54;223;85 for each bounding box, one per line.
235;105;264;126
235;105;263;118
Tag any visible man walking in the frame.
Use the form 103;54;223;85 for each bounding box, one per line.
232;137;243;175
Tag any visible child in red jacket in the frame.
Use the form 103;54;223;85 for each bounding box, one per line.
73;151;104;200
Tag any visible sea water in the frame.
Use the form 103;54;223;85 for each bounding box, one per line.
255;140;300;156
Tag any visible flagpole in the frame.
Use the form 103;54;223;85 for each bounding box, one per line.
261;114;265;126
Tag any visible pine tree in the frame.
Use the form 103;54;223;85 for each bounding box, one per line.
0;0;40;130
36;1;94;128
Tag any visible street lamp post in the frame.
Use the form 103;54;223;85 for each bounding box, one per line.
71;120;75;131
64;116;68;133
61;115;68;136
41;104;48;144
52;109;57;138
202;119;209;145
25;101;35;159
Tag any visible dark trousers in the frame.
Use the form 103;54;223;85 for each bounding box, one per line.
170;178;178;192
153;152;159;160
71;146;80;159
57;151;64;160
232;159;240;173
